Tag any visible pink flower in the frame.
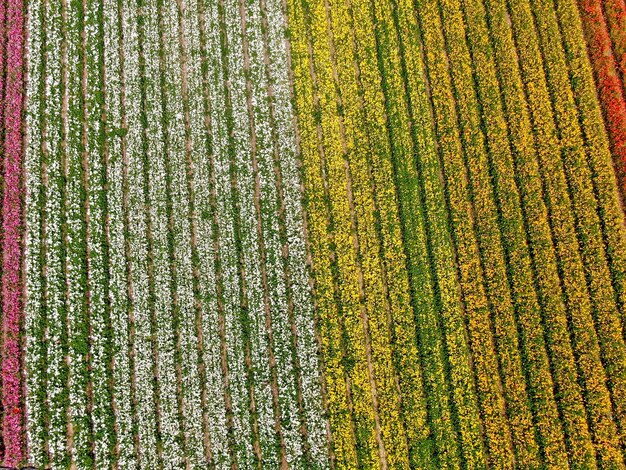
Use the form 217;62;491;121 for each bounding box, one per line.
1;0;26;465
0;0;6;458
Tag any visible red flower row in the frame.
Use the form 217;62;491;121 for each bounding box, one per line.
578;0;626;197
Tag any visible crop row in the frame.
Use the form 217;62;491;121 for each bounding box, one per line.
373;1;460;467
17;0;626;466
1;0;26;466
535;0;626;457
299;0;381;460
0;0;4;458
285;0;457;465
329;0;425;465
283;0;626;467
429;0;626;465
483;0;621;466
283;0;361;466
417;0;560;465
602;0;626;84
577;0;626;201
387;0;481;466
598;0;626;217
24;0;329;467
418;0;626;465
286;0;501;465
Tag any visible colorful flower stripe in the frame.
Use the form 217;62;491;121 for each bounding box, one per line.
293;0;380;465
40;0;72;466
102;0;136;464
4;0;626;466
577;0;626;200
556;0;626;449
483;0;617;466
283;0;360;465
124;0;161;464
499;0;618;467
159;0;204;464
191;0;234;464
391;1;466;467
327;0;413;465
24;0;46;463
263;0;330;462
440;0;563;464
21;0;331;465
85;0;116;466
203;0;255;464
1;0;26;465
532;0;626;459
0;0;5;456
458;0;584;464
366;1;441;467
65;0;93;465
0;6;6;462
603;0;626;88
413;0;512;465
349;3;435;468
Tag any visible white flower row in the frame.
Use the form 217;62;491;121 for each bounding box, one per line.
186;0;234;465
42;0;71;465
242;0;301;464
103;0;137;464
205;0;256;465
25;0;45;463
264;0;330;464
140;0;184;463
123;0;159;465
25;0;332;466
222;0;278;464
85;0;116;466
65;0;91;459
161;0;205;465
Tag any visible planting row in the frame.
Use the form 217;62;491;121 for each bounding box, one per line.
577;0;626;199
285;0;626;467
24;0;329;467
0;0;26;467
18;0;626;466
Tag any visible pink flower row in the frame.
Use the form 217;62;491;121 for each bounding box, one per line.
1;0;26;466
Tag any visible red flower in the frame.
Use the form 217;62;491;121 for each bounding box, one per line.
578;0;626;198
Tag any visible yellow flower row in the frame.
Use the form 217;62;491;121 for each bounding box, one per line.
391;0;478;466
306;0;384;462
480;0;616;466
555;0;626;451
285;0;345;461
366;0;451;467
287;0;448;465
336;0;431;466
528;0;618;337
320;0;411;463
436;0;555;466
286;0;372;466
410;0;506;467
505;0;625;464
285;0;626;467
458;0;598;464
528;0;626;459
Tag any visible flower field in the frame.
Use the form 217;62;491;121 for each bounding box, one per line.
1;0;626;467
